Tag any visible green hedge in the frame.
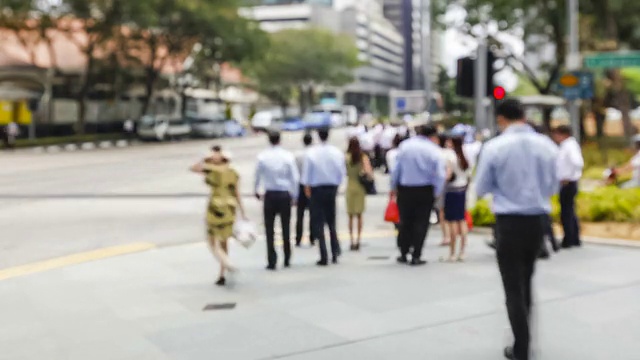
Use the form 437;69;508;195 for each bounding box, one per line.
471;187;640;225
582;142;633;169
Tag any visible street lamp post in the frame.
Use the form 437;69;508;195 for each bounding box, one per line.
567;0;581;142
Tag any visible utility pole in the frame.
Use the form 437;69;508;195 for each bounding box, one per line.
567;0;581;142
474;41;488;132
421;0;432;113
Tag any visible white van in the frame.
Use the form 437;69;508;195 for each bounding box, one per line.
137;115;191;141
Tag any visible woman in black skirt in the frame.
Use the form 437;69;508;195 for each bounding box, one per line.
442;135;471;262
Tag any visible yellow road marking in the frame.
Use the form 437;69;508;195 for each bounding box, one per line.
0;242;156;281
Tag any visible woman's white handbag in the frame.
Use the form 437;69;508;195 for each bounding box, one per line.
233;219;257;249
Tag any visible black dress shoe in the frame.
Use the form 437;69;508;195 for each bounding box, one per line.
332;255;339;264
316;260;328;266
215;277;226;286
397;255;408;264
538;252;550;260
284;260;290;268
266;265;277;271
410;259;427;266
561;242;572;249
503;346;517;360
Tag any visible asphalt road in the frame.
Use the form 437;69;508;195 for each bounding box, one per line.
0;129;396;269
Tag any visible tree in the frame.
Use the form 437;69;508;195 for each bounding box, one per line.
0;0;60;69
184;11;268;94
442;0;640;135
245;28;360;114
58;0;140;134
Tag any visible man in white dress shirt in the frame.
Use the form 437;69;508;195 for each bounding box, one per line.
294;133;314;247
379;124;398;173
551;125;584;248
302;128;347;266
255;132;300;270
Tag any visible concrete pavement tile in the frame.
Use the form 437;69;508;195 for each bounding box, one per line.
0;336;64;360
237;311;349;356
148;320;275;360
261;343;390;360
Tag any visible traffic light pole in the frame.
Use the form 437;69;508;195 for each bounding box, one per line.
474;42;488;132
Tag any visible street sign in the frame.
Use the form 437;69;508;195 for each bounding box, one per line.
584;51;640;68
557;71;594;100
396;98;406;111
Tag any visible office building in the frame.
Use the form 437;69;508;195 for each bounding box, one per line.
382;0;440;91
240;0;404;112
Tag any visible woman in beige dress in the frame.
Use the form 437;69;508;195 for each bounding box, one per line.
191;148;246;286
345;137;373;251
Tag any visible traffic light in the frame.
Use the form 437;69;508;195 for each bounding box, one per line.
493;86;506;100
455;51;496;98
456;57;475;98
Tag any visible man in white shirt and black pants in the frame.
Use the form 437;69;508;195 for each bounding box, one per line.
551;125;584;248
255;131;300;270
295;133;314;247
302;128;346;266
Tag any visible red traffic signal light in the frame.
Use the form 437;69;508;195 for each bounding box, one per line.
493;86;506;100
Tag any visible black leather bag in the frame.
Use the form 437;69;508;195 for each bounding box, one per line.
359;173;377;195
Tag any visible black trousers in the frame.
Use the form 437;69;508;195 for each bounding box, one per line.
295;184;313;245
496;214;545;360
539;215;559;255
310;185;340;262
373;145;383;168
560;181;581;247
264;191;292;267
397;185;435;260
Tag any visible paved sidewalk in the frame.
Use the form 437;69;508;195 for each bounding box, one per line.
1;232;639;360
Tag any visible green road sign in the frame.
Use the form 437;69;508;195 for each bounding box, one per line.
584;52;640;68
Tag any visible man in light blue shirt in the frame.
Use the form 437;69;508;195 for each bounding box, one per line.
390;124;446;266
255;131;299;270
475;99;558;360
302;128;346;266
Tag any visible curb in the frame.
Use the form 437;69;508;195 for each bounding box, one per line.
471;226;640;248
32;139;136;154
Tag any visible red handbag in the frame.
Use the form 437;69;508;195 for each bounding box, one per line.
465;211;473;230
384;199;400;224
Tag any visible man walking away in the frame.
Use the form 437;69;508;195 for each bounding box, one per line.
390;124;446;266
358;125;375;163
475;99;558;360
295;133;314;247
302;128;346;266
255;131;299;270
379;124;398;173
551;125;584;249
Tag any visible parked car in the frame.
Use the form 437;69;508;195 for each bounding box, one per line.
251;110;277;132
302;112;332;130
137;115;191;141
250;108;297;132
281;117;305;131
188;114;226;138
224;119;246;137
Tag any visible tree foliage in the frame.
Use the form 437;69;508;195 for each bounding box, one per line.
443;0;640;135
245;28;360;113
0;0;266;133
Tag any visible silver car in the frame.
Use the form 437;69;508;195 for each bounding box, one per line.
188;115;226;138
